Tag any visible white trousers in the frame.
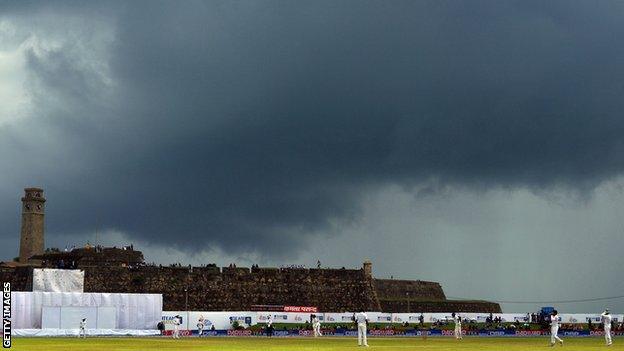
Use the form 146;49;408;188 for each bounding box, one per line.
173;326;180;339
357;323;368;346
454;325;462;339
79;328;86;338
551;326;562;344
605;327;612;345
198;327;203;337
313;324;322;337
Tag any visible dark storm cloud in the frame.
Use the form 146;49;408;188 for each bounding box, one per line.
2;0;624;257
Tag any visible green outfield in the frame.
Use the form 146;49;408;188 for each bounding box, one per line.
8;337;621;351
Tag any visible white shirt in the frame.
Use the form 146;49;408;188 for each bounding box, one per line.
550;315;560;328
356;312;368;324
602;313;612;328
80;321;86;329
313;317;319;325
267;317;273;327
454;315;461;325
173;317;181;326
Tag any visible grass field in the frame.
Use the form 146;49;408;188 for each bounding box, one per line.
9;337;621;351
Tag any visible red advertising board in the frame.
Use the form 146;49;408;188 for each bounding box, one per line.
284;306;318;313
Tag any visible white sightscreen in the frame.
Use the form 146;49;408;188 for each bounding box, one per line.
12;292;162;330
42;306;117;329
96;307;117;329
33;269;84;293
41;307;61;329
59;307;97;329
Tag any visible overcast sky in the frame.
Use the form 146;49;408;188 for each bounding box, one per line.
1;0;624;313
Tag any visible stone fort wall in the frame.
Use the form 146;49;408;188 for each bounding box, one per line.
0;265;500;313
375;278;446;301
83;265;381;312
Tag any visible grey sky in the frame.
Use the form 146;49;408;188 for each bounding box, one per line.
1;0;624;312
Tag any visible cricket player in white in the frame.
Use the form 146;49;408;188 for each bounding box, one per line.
550;310;563;346
312;315;322;337
197;315;205;337
356;311;369;347
173;315;181;339
266;315;274;337
79;318;87;338
452;313;462;340
601;309;613;346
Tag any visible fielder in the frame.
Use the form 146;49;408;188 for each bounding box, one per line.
312;314;322;337
355;311;369;347
601;309;613;346
550;310;563;347
173;315;181;339
266;315;274;337
79;318;87;339
197;315;205;337
452;313;462;340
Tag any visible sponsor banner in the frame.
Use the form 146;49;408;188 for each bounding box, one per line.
189;311;255;330
514;330;544;336
590;330;624;337
560;314;622;324
284;306;317;313
428;313;453;323
188;311;214;330
162;311;188;331
297;329;313;336
165;311;256;331
288;313;314;323
409;330;434;337
165;312;257;331
391;313;422;323
158;328;624;338
162;329;193;336
367;312;392;323
323;313;355;323
297;328;336;336
258;313;287;322
369;329;399;336
257;312;320;324
163;311;624;331
497;314;526;323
